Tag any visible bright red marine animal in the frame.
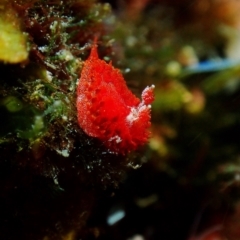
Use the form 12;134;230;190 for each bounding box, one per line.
76;42;154;154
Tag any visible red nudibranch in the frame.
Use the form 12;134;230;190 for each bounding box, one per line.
76;42;154;154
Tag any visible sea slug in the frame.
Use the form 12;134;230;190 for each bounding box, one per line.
76;41;154;154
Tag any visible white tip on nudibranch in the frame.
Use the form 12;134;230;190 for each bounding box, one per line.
108;135;122;144
141;85;155;105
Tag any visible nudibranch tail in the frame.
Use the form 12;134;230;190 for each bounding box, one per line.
76;42;154;154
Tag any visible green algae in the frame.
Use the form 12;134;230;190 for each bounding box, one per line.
0;3;28;63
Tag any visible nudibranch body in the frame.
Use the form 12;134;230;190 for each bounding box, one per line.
76;42;154;154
